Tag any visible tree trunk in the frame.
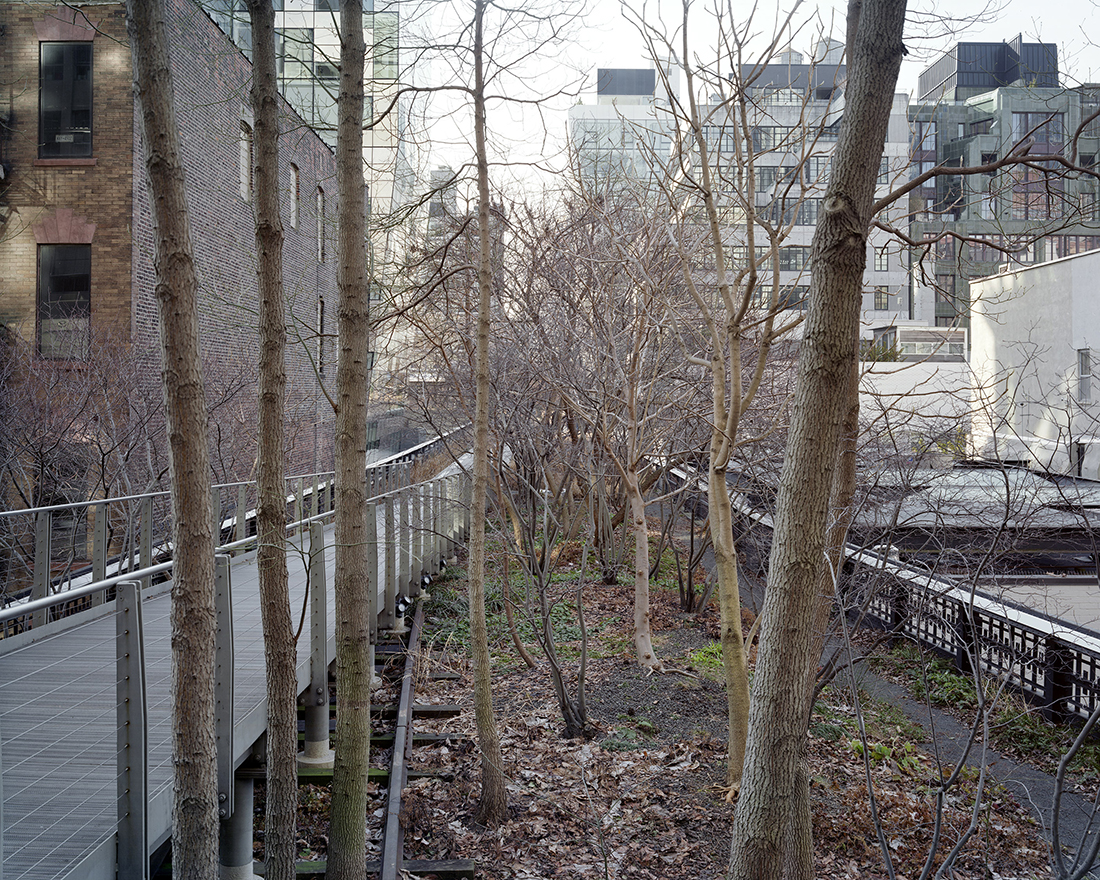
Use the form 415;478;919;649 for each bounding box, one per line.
728;2;908;877
709;463;749;788
626;469;661;670
468;0;508;825
126;2;218;875
817;350;860;656
245;2;298;878
326;1;372;876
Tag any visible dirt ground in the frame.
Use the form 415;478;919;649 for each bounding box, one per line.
348;574;1057;880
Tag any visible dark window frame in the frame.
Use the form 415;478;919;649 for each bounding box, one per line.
39;42;93;159
37;244;91;359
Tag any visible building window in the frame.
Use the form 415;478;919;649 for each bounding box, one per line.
372;12;399;80
874;247;889;272
318;295;325;376
804;155;829;185
910;119;936;152
317;187;326;262
38;245;91;359
39;42;93;158
874;287;890;311
240;122;253;201
289;164;299;228
1079;348;1092;402
935;274;956;305
1012;112;1063;151
1074;443;1087;478
278;29;314;79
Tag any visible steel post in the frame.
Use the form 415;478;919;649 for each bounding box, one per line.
384;495;401;633
218;774;259;879
139;497;152;590
300;522;334;767
116;581;148;880
91;503;107;606
236;484;247;546
31;511;51;628
214;554;235;818
399;489;412;601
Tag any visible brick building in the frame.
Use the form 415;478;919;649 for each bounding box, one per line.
0;0;339;487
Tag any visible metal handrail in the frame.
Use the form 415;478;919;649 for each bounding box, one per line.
0;431;469;627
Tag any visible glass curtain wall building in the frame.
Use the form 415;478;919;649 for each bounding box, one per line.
206;0;405;215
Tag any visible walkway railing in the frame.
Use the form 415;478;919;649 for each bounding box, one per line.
671;464;1100;726
0;435;471;880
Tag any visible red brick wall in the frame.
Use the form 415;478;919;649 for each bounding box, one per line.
0;4;134;350
0;1;339;482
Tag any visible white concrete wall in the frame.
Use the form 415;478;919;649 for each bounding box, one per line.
859;360;975;458
970;250;1100;476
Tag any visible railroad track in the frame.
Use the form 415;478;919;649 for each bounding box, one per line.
278;599;474;879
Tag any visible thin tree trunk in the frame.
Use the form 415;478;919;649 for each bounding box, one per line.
126;1;218;875
728;2;908;877
469;0;508;825
326;1;372;876
626;470;661;670
710;464;749;788
245;2;297;877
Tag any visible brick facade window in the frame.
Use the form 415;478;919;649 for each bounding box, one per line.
40;42;93;158
38;244;91;358
289;163;299;228
240;121;253;201
317;187;326;262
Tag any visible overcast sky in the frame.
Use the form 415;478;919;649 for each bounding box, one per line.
416;0;1100;192
572;0;1100;99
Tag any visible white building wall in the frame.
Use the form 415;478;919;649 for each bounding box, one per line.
970;250;1100;476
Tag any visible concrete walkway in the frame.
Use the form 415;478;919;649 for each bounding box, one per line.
853;666;1100;878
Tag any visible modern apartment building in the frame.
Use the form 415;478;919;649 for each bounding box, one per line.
697;41;913;331
907;37;1100;328
568;46;915;334
568;67;677;194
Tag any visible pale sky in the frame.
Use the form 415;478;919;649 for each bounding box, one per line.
572;0;1100;99
415;0;1100;193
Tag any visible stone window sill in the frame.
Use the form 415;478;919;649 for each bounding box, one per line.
34;158;98;167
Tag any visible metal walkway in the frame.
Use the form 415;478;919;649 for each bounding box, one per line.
0;450;469;879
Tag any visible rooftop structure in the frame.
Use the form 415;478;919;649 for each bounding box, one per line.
907;38;1100;329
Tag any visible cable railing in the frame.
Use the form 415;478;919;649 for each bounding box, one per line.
0;423;471;634
0;431;472;880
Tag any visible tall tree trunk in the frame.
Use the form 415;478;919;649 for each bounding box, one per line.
126;2;218;875
728;2;908;878
709;463;749;788
818;350;860;651
625;469;661;670
245;2;297;878
327;1;372;876
468;0;508;825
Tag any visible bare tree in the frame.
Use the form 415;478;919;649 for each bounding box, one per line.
244;1;298;877
326;0;374;875
465;0;509;824
126;0;219;873
626;0;819;788
728;0;909;876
